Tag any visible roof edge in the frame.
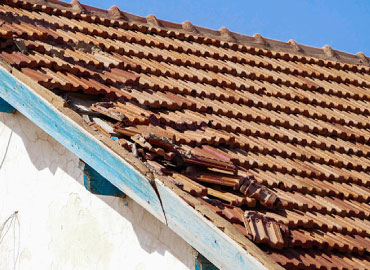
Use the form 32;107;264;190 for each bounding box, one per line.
9;0;370;67
0;62;166;222
0;61;282;270
155;176;285;270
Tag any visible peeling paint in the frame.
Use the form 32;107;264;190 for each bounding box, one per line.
0;112;194;270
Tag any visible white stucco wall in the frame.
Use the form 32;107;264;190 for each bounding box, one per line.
0;111;195;270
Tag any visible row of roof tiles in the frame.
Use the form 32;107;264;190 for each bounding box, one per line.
2;0;369;67
1;1;369;269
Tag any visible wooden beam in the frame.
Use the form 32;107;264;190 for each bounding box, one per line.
155;179;268;270
0;96;15;113
0;66;165;223
0;66;275;270
79;160;126;197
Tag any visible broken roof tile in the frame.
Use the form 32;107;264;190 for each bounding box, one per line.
243;211;288;249
1;1;370;268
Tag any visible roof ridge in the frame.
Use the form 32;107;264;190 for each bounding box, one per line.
2;1;370;268
10;0;370;67
5;0;370;68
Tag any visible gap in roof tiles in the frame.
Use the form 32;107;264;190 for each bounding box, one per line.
0;1;370;269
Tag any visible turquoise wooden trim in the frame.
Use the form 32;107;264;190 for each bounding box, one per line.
0;96;15;113
195;254;219;270
79;160;125;197
0;67;165;223
155;179;267;270
0;66;268;270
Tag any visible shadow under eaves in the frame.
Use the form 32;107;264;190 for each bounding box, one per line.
0;111;195;269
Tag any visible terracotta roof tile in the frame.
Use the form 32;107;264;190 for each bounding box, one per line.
1;0;370;268
243;211;288;249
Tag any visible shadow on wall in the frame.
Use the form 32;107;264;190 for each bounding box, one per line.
0;111;194;269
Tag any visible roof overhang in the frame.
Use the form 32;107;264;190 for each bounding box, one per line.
0;64;282;270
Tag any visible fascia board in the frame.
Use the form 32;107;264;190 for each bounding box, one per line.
0;66;166;224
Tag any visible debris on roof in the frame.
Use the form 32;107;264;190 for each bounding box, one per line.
0;0;370;269
243;211;289;249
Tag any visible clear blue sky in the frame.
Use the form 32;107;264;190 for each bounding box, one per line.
84;0;370;56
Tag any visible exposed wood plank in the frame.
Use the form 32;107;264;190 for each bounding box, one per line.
155;179;268;270
0;65;275;269
0;96;15;113
0;66;165;223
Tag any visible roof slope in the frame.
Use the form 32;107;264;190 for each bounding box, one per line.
1;0;370;269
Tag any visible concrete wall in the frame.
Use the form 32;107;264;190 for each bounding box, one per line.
0;111;195;270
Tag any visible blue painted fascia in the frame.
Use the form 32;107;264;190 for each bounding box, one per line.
155;179;268;270
79;160;125;197
0;66;165;224
0;96;15;113
0;66;270;270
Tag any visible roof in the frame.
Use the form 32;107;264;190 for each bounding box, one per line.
0;0;370;269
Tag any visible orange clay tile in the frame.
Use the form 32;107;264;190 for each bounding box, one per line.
243;211;288;249
1;1;370;269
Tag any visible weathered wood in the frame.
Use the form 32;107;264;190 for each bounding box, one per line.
79;160;125;197
0;66;165;223
0;65;274;270
155;179;267;270
0;96;15;113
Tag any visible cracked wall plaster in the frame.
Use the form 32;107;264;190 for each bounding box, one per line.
0;112;194;270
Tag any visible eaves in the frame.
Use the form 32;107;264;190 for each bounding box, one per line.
0;62;283;270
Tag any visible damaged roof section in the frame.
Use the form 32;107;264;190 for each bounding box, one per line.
0;0;370;269
243;211;289;249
